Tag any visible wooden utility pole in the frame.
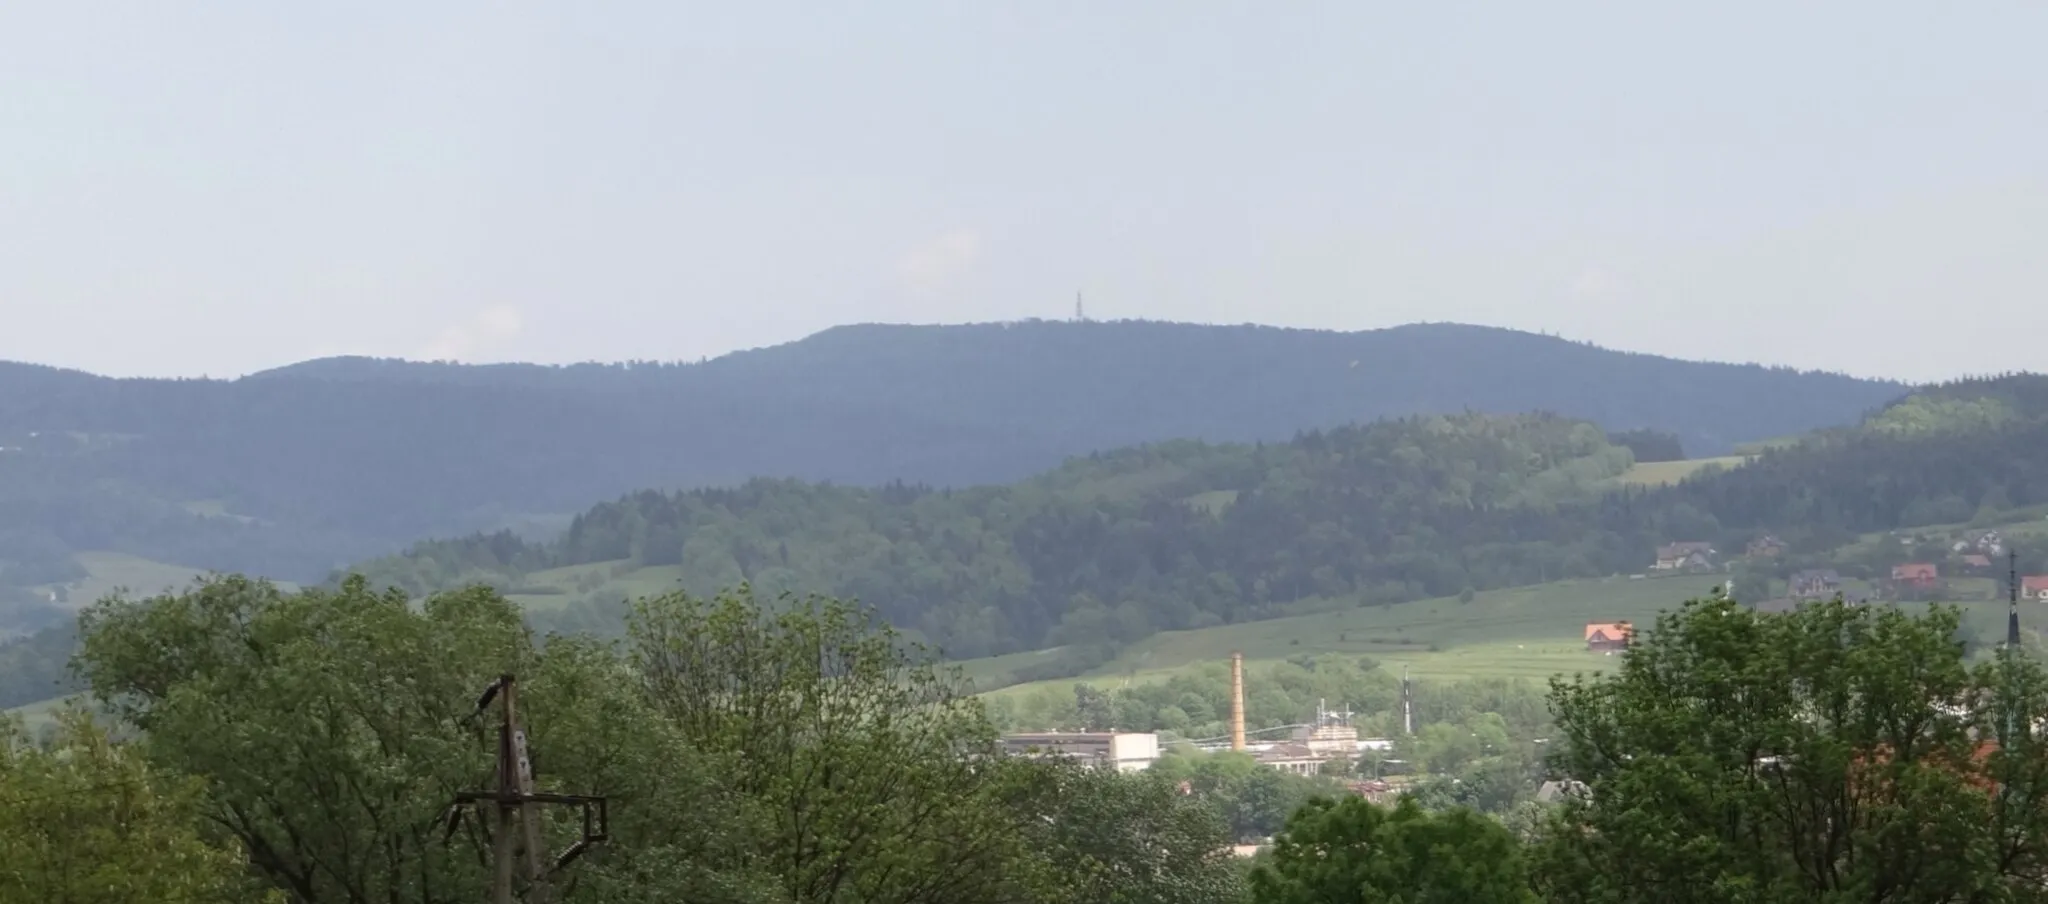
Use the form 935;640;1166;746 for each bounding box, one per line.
444;674;609;904
493;676;547;904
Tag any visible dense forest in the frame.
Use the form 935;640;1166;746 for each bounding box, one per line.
348;375;2048;662
0;320;1899;587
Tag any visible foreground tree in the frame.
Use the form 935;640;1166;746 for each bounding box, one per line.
71;576;1251;903
74;576;756;904
1249;794;1536;903
0;710;275;904
1150;750;1328;841
1536;593;2048;902
1022;765;1245;904
76;576;505;902
629;585;1054;904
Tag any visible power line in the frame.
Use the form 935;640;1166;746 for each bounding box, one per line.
0;775;150;809
1183;722;1319;745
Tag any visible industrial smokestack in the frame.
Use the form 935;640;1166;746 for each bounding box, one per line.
1230;651;1247;752
2011;549;2022;651
1401;665;1414;736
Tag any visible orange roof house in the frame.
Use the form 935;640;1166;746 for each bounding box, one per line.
1892;563;1940;585
2024;576;2048;601
1851;740;2002;798
1585;622;1633;652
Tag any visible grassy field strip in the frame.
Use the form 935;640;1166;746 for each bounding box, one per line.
4;695;79;731
42;551;302;610
1619;455;1749;487
969;576;1731;698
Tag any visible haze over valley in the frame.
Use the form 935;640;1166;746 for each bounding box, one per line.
7;3;2048;900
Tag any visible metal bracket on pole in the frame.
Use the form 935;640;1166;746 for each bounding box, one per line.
441;675;609;903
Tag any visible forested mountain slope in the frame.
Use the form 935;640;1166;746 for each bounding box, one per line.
352;375;2048;661
253;320;1896;463
358;412;1644;657
0;321;1900;590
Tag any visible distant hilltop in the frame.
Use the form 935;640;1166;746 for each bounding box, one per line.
237;319;1904;463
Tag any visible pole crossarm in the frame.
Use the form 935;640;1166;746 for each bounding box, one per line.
454;791;607;809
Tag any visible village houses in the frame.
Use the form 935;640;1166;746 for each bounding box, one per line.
1892;562;1941;588
1789;569;1843;601
1954;530;2006;557
1654;542;1716;572
1746;535;1788;559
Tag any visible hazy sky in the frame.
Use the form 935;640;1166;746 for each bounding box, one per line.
3;2;2043;382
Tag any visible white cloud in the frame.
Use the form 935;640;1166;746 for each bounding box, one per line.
895;229;983;298
1568;266;1629;303
416;305;526;361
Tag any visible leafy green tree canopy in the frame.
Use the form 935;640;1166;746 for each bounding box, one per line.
72;575;759;904
627;584;1060;904
0;710;277;904
1022;765;1245;904
1537;593;2048;903
1250;795;1537;904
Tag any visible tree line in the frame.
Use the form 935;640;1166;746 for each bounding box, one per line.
992;655;1549;735
16;578;2048;900
20;577;1249;904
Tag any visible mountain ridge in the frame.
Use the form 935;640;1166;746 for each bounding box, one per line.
219;320;1912;457
26;320;1887;387
1;319;1914;592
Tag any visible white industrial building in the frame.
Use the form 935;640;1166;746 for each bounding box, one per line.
999;731;1160;772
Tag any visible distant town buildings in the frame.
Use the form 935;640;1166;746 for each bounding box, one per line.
1789;569;1843;601
1000;663;1399;781
1255;743;1325;775
1249;702;1395;776
999;732;1160;772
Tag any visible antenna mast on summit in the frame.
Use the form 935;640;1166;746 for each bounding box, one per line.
1074;291;1086;322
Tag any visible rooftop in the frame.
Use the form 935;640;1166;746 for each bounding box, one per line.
1585;621;1634;642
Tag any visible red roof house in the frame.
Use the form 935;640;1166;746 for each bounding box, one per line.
1585;622;1633;653
1892;563;1940;586
2025;576;2048;602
